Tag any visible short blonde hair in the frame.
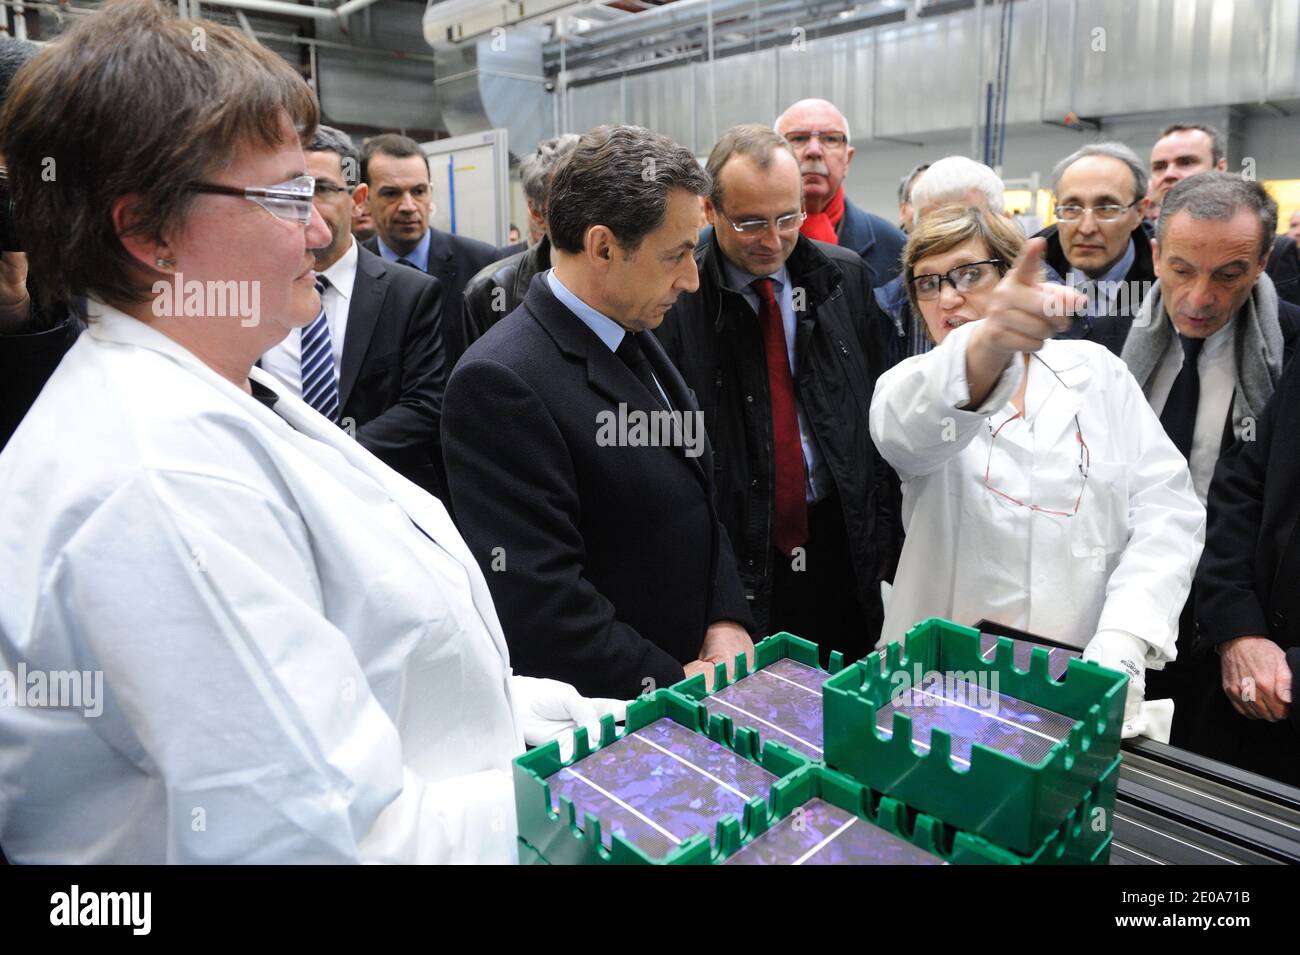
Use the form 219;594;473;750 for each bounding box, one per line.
903;204;1025;318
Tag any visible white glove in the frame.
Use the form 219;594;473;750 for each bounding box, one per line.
511;675;628;760
1083;630;1171;742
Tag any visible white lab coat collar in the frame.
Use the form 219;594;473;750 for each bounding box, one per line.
1024;341;1092;452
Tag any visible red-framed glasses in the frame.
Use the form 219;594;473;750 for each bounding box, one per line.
982;356;1091;518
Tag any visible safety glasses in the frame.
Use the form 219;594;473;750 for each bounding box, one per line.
187;175;316;225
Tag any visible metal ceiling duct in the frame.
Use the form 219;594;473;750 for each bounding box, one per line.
431;22;553;157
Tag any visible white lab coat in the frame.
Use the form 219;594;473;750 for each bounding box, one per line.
870;322;1205;661
0;303;524;863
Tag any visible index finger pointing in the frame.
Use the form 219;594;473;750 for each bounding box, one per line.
1010;237;1046;286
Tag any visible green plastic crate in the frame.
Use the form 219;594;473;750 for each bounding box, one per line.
517;838;549;865
668;632;842;760
513;689;810;865
719;758;1118;865
823;617;1126;856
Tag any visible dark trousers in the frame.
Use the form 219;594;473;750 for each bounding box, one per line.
769;492;872;667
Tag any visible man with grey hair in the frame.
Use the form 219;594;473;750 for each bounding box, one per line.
1121;171;1300;756
1146;121;1300;306
909;155;1007;226
656;124;897;664
461;134;579;350
443;124;754;700
259;124;450;496
775;98;906;288
1036;141;1154;355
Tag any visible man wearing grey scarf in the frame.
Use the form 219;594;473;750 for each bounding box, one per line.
1120;172;1300;763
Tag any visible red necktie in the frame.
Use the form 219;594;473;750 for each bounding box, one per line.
753;277;808;556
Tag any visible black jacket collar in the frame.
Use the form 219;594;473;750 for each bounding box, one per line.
696;231;844;331
1040;221;1154;285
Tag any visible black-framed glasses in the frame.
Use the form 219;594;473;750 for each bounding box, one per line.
1054;201;1140;222
312;181;354;197
910;259;1004;300
187;175;316;225
716;206;807;236
983;354;1091;518
782;130;849;150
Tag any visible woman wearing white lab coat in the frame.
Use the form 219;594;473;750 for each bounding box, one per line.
0;2;616;864
870;205;1205;736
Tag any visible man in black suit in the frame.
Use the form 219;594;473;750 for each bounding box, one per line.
260;126;447;496
359;134;502;369
442;125;755;701
1197;349;1300;786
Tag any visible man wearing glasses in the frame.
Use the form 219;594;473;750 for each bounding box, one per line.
259;126;449;498
775;98;907;289
1034;142;1155;356
655;124;898;665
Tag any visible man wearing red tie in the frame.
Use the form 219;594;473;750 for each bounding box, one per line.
655;125;899;663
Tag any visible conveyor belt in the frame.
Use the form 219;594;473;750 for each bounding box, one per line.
1110;738;1300;865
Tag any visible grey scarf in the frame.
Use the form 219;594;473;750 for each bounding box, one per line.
1121;273;1285;436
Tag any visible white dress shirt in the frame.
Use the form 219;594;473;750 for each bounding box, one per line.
1144;320;1237;506
260;238;359;394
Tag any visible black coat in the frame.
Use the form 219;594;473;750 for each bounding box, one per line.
0;300;79;453
1037;222;1156;356
1266;234;1300;309
338;244;448;497
1193;347;1300;778
654;233;899;641
363;228;502;369
461;236;551;353
441;275;753;700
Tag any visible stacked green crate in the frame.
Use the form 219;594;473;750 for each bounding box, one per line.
513;689;809;865
718;762;1118;865
822;617;1126;858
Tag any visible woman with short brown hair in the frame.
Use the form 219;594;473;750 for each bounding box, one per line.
0;0;616;864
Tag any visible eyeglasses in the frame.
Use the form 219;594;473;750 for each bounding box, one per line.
312;181;354;197
716;206;807;236
983;355;1091;518
1054;201;1139;222
187;175;316;224
783;130;849;150
910;260;1004;300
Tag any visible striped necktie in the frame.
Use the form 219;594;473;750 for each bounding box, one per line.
301;276;340;422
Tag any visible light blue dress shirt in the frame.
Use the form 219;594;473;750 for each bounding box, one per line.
376;229;433;273
546;269;671;409
721;259;830;504
1067;237;1135;319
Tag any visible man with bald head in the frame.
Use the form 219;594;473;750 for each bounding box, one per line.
775;98;906;289
655;125;897;664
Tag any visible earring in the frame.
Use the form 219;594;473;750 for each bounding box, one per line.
156;257;176;270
